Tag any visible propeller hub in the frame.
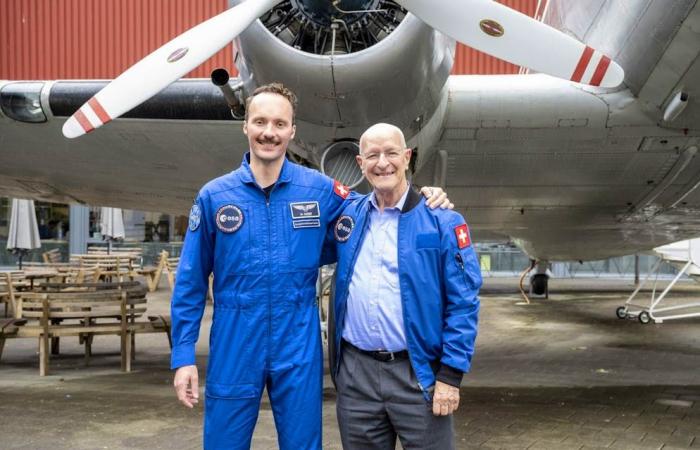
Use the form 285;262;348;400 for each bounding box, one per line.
261;0;406;55
295;0;377;26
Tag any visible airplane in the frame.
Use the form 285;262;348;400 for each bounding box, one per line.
1;0;699;296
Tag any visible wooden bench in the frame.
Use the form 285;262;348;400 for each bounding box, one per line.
0;272;28;318
23;249;74;270
43;248;62;265
164;252;180;291
0;283;171;375
71;254;137;282
87;246;143;265
144;250;180;292
87;246;161;291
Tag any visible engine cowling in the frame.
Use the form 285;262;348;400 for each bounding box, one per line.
230;0;454;168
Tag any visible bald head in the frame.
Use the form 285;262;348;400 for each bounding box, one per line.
359;123;407;154
356;123;412;203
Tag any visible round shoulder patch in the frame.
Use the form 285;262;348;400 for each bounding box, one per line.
188;204;201;232
334;215;355;242
216;204;244;233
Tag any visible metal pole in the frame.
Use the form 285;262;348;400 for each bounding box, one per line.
634;254;640;286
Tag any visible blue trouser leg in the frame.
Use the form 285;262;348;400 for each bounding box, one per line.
203;392;262;450
268;358;323;450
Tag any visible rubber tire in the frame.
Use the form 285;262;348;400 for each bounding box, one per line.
616;306;627;319
531;274;548;296
639;311;651;324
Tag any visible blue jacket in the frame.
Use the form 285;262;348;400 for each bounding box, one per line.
331;187;481;392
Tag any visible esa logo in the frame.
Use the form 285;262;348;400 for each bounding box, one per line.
334;215;354;242
216;205;244;233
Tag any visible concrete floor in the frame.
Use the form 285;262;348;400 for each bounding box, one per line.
1;277;699;449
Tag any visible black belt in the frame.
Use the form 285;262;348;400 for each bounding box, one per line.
342;339;409;362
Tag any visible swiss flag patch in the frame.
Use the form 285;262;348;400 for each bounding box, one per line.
454;224;471;249
333;180;350;199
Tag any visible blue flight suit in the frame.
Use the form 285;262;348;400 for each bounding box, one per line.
171;153;349;450
330;187;481;396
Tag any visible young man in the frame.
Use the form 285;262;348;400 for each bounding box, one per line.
330;123;482;449
170;84;450;450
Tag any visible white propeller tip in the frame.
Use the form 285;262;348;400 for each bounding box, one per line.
62;117;87;139
599;61;625;88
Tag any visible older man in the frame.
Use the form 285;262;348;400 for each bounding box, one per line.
329;123;482;449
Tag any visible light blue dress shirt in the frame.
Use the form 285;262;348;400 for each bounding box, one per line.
342;184;410;352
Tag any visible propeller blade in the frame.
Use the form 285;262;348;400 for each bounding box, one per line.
63;0;282;139
396;0;624;88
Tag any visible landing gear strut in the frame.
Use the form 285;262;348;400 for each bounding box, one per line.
529;260;550;298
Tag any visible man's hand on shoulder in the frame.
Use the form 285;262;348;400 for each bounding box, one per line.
174;365;200;408
432;380;460;416
420;187;454;210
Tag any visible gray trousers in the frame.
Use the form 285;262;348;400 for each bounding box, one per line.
336;343;455;450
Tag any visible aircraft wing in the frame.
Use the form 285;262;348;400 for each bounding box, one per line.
411;70;700;261
0;79;248;214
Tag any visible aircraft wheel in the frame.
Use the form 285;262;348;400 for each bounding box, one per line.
531;274;548;296
616;306;627;319
638;311;651;324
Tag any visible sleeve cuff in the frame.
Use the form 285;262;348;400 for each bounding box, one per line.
171;344;196;370
436;363;464;387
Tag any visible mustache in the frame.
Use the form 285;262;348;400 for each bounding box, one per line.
257;137;281;145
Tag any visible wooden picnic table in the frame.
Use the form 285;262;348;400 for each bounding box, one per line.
1;281;171;375
22;269;61;288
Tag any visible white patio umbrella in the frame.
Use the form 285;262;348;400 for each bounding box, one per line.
6;199;41;269
100;207;125;254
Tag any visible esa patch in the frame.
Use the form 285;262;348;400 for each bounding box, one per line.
333;180;350;199
454;224;471;249
216;204;244;233
290;201;320;219
334;215;355;242
188;204;201;232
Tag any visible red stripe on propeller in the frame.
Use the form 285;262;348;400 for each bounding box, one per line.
589;55;611;87
88;97;111;125
74;110;94;133
571;46;594;83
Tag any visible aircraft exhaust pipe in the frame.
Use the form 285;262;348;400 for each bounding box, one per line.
321;140;366;190
211;68;245;120
663;91;689;122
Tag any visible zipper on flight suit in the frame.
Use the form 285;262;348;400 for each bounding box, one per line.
263;183;276;370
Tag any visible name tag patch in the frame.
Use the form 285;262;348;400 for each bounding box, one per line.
216;204;244;233
290;201;320;219
290;201;320;229
189;204;201;232
334;215;355;242
293;219;321;229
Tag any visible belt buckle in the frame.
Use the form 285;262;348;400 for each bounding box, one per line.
375;351;394;362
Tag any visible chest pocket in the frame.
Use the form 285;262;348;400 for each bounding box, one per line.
414;232;441;274
416;232;440;249
214;203;252;275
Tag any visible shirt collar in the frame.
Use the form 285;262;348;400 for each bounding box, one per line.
239;151;292;186
369;182;410;212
